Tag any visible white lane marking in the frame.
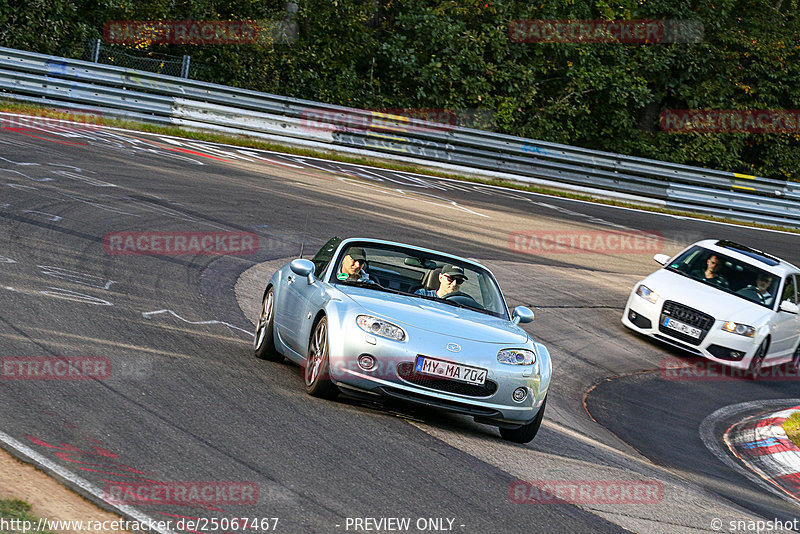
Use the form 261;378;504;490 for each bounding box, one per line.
141;309;253;337
0;430;176;534
22;210;62;222
39;287;114;306
0;256;16;263
0;169;54;182
38;265;115;290
236;150;303;168
51;170;117;187
699;399;800;506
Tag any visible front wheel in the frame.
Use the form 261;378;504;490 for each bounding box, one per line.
789;342;800;374
305;317;338;399
747;340;768;379
500;396;546;444
254;288;282;361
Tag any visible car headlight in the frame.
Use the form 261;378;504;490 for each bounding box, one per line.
722;321;756;337
356;315;406;342
497;348;536;366
636;284;659;304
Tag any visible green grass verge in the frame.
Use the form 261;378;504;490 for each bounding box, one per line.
2;99;798;235
0;499;58;534
784;412;800;448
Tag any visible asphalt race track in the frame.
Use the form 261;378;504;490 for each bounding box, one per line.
1;116;800;533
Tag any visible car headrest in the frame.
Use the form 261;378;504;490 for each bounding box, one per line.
421;268;442;290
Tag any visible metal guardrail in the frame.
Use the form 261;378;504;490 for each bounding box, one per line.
0;46;798;228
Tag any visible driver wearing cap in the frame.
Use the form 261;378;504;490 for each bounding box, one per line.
337;247;373;283
415;264;468;298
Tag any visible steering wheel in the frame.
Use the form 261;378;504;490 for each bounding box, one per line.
442;291;484;309
737;287;764;304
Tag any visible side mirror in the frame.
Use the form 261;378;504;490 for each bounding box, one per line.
512;306;534;324
653;254;670;266
779;300;799;314
290;259;316;284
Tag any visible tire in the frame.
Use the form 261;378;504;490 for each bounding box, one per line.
254;287;282;361
304;316;338;399
747;340;768;379
789;342;800;374
500;396;546;444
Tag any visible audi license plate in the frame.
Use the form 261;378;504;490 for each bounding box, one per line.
663;317;702;339
415;356;487;385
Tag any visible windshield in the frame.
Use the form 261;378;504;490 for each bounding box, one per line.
329;242;509;318
665;246;779;309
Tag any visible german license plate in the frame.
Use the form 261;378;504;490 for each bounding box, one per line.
415;356;487;385
663;317;702;339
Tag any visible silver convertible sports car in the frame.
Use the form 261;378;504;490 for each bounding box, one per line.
253;237;552;443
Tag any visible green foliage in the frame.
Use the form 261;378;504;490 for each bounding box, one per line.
0;0;798;179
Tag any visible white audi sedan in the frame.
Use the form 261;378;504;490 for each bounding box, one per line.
622;239;800;374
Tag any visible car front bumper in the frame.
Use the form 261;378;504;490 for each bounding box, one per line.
326;330;549;426
622;292;761;370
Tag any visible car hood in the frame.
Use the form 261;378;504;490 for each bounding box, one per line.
335;286;528;344
643;269;773;324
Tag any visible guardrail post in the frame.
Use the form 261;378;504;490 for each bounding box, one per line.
91;38;101;63
180;55;191;78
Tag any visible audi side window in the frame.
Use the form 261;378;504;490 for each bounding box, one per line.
781;276;797;304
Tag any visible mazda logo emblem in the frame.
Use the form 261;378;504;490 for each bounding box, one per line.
446;343;461;353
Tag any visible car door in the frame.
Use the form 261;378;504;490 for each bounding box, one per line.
275;268;316;354
769;274;800;359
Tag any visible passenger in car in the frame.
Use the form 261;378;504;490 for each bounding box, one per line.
692;254;729;288
415;264;468;298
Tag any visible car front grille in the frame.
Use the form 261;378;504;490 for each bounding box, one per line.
659;300;715;345
396;362;498;398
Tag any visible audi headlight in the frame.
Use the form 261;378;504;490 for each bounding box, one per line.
356;315;406;342
722;321;756;337
497;348;536;366
636;284;659;304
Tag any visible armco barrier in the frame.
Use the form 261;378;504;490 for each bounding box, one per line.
0;46;798;227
